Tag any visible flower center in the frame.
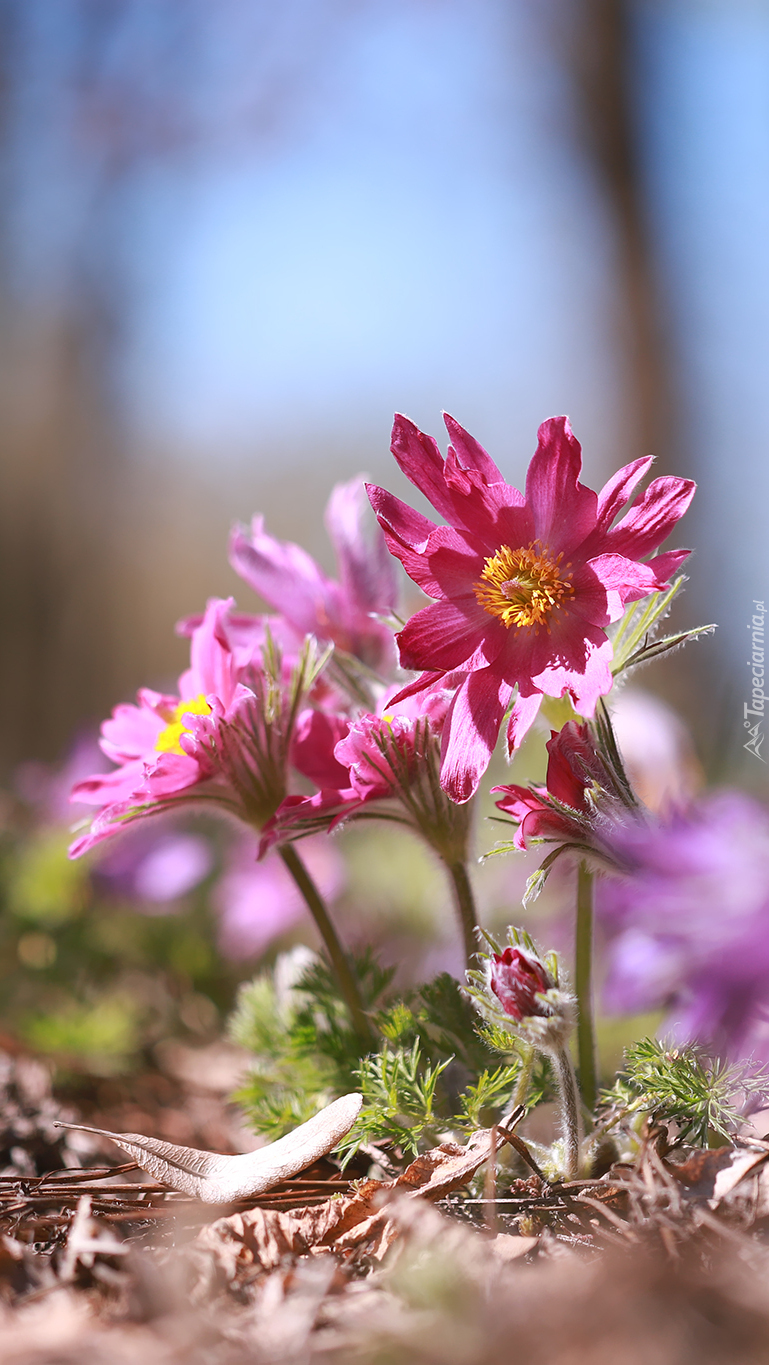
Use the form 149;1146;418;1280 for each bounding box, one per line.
474;543;574;630
155;694;211;754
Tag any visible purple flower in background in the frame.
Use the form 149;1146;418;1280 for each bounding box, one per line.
214;833;345;960
230;476;399;676
94;823;213;911
598;791;769;1062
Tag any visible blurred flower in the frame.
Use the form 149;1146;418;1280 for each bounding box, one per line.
609;688;703;813
230;476;399;676
214;834;345;960
367;413;694;801
94;825;213;910
598;791;769;1062
16;734;108;823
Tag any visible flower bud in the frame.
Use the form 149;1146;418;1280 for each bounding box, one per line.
489;946;551;1021
467;927;577;1053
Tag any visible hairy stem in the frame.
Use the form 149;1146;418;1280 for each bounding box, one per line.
550;1046;583;1181
278;844;373;1048
575;861;597;1114
510;1044;535;1112
445;861;479;968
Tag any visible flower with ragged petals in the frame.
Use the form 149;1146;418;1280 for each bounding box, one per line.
260;681;470;866
492;719;636;854
367;413;694;801
69;599;329;858
230;476;399;677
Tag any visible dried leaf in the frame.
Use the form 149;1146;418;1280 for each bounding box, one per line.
55;1093;363;1203
196;1129;497;1273
665;1144;768;1207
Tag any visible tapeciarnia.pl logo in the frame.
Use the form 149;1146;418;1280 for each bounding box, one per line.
744;599;766;762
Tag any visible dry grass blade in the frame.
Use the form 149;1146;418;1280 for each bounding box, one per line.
54;1093;363;1202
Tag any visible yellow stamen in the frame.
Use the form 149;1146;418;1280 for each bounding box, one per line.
155;694;212;754
474;542;574;631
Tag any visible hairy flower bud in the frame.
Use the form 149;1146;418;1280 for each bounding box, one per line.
489;946;551;1021
467;927;577;1053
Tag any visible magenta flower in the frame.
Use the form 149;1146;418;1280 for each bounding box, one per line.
260;681;469;865
367;414;694;801
214;833;345;960
492;720;634;853
230;476;399;676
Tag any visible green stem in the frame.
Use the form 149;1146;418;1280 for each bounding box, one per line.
278;844;373;1049
575;860;597;1114
550;1046;583;1180
511;1044;535;1112
445;861;479;968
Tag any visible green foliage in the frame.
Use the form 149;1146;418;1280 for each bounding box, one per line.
231;949;397;1140
231;954;553;1159
337;1042;451;1162
601;1037;769;1146
455;1064;524;1131
20;993;142;1075
609;576;715;678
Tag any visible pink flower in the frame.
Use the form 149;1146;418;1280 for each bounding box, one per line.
489;945;551;1021
260;682;469;865
69;599;320;857
230;477;399;676
492;720;631;852
367;414;695;801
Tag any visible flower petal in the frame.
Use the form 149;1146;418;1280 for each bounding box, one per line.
505;688;543;752
604;475;696;560
71;759;149;807
525;416;598;553
440;667;513;802
442;412;505;485
397;598;504;673
390;413;458;522
229;517;339;638
325;477;398;614
594;456;654;532
291;710;351;789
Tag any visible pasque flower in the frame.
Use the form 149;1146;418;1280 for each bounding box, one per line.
469;928;577;1053
260;681;469;866
230;476;399;676
367;414;695;801
489;945;552;1021
492;718;636;854
69;598;327;857
467;927;580;1175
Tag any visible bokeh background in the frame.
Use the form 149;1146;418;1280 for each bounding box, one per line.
0;0;767;1093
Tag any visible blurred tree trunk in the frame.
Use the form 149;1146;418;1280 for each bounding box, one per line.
0;311;124;774
567;0;676;467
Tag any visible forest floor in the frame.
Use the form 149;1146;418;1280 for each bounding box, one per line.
1;1045;769;1365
